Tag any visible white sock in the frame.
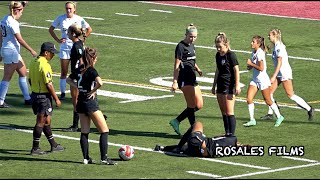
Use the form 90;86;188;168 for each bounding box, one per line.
0;81;10;105
268;94;274;114
248;103;255;120
60;79;67;93
19;77;31;100
290;95;311;111
270;103;281;119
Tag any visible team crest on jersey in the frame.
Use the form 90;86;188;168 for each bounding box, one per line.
277;49;280;53
78;49;83;54
47;72;51;78
221;59;226;65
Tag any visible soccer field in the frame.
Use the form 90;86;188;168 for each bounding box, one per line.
0;1;319;179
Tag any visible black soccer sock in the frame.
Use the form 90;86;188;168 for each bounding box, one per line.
176;107;199;123
227;115;236;136
223;115;229;135
99;132;109;160
187;107;196;126
176;108;189;122
163;145;179;152
43;125;58;148
80;133;89;159
177;126;193;148
32;125;43;150
72;111;79;128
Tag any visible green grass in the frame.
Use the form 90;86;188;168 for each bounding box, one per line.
0;1;320;179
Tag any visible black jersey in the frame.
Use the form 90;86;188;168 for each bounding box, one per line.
175;40;196;75
215;50;239;87
68;67;99;100
205;136;237;158
70;40;84;73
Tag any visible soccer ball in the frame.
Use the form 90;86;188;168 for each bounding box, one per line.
118;145;134;161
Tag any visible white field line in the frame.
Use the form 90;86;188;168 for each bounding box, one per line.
281;156;319;163
139;1;320;21
149;9;172;13
82;16;104;20
0;125;270;170
19;24;320;62
115;13;139;17
199;157;271;170
186;171;222;178
219;162;320;179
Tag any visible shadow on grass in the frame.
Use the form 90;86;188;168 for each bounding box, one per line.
0;123;181;140
0;149;82;164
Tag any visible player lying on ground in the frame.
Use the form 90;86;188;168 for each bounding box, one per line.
154;121;251;158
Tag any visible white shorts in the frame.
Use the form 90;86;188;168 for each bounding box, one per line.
250;80;271;91
277;71;293;81
59;41;72;60
59;49;71;60
1;47;22;64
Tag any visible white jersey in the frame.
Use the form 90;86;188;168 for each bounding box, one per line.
251;48;270;83
272;41;292;79
1;15;21;52
51;14;90;51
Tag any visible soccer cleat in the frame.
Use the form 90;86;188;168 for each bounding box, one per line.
243;120;256;127
308;107;315;121
62;126;80;132
83;158;95;165
24;99;32;105
0;102;10;108
59;93;66;100
51;144;65;152
31;148;47;155
260;114;273;120
101;158;117;165
169;118;181;135
274;115;284;127
154;144;164;151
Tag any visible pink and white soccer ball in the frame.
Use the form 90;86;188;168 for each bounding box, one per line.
118;145;134;161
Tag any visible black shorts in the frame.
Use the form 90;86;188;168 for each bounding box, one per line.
31;92;53;116
216;83;235;94
178;72;198;89
186;131;206;157
76;97;100;116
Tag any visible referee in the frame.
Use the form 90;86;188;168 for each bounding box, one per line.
28;42;64;155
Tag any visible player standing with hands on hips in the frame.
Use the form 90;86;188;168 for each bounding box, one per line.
49;1;92;100
169;24;204;136
67;47;116;165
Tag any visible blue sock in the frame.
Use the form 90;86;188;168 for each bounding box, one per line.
60;79;66;93
0;81;10;104
19;77;31;100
